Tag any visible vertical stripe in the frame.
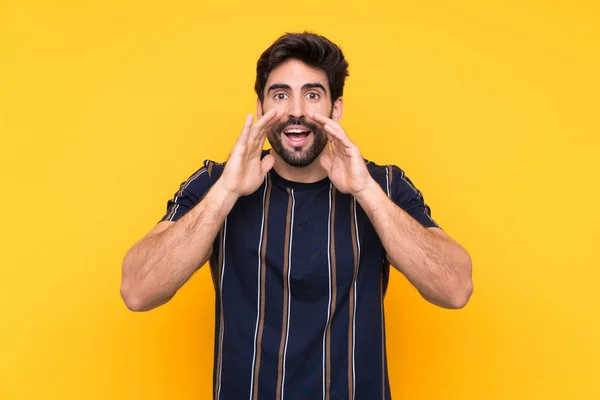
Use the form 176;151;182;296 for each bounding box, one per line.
352;199;361;400
276;189;295;400
249;177;269;398
251;175;272;400
383;166;392;399
215;220;227;399
322;185;333;399
208;161;214;178
348;198;359;399
282;190;295;397
323;185;336;400
209;256;217;291
166;168;207;221
380;271;385;399
399;169;417;195
326;187;337;400
399;169;439;227
385;166;391;199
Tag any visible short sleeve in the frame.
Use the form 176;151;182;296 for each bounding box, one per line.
388;165;440;229
159;161;215;223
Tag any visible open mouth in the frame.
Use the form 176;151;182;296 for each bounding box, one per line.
282;125;312;146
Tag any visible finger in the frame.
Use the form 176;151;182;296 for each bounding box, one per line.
237;113;255;144
251;110;283;154
323;122;354;148
311;112;332;125
260;153;275;176
325;130;344;154
326;131;337;150
312;112;352;141
243;113;254;130
260;109;285;136
319;145;333;172
250;109;281;140
311;112;343;133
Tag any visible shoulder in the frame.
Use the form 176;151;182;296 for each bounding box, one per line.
364;158;426;201
172;157;226;195
202;158;226;182
365;158;393;176
364;158;407;194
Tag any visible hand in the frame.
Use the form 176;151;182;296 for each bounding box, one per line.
217;109;284;196
311;113;374;196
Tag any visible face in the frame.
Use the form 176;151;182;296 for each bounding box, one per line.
259;59;343;167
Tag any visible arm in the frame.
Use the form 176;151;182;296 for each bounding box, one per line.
120;181;239;312
312;112;473;309
120;109;282;312
354;180;473;309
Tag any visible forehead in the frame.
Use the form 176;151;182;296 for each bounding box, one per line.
266;59;329;90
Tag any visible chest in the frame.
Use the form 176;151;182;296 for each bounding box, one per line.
217;185;385;300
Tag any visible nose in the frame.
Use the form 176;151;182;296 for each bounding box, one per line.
288;96;305;119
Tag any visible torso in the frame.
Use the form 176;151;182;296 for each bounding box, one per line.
209;162;392;400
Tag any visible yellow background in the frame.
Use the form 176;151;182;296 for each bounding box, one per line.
1;0;598;398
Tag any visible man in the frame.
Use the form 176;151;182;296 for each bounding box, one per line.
120;32;473;399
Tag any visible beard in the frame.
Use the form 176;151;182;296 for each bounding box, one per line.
266;113;331;168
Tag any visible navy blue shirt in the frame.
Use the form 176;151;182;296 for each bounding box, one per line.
160;150;439;399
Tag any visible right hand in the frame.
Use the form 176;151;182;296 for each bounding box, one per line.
217;109;283;197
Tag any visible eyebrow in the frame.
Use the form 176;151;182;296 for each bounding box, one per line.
303;82;327;93
267;82;327;94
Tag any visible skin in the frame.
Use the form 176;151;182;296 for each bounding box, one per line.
311;112;473;309
120;58;473;312
257;59;343;184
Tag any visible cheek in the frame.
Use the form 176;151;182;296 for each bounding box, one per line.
311;102;332;115
262;99;284;110
264;105;289;120
260;100;272;114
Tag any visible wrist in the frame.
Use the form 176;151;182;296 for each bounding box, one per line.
353;177;384;206
211;179;241;206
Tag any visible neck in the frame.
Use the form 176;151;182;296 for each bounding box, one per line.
269;148;329;183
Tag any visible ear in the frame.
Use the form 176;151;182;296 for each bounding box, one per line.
331;97;344;123
256;98;264;119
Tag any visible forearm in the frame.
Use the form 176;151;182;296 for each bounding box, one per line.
355;179;473;309
121;180;239;311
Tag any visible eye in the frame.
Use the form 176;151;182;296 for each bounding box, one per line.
306;92;320;100
274;93;288;100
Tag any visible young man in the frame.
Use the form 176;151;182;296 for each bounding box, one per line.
121;32;473;399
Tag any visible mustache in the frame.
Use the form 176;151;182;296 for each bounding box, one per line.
275;116;320;134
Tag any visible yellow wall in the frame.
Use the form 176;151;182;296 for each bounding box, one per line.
1;0;598;398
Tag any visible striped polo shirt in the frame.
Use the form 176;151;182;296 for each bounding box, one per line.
160;150;439;399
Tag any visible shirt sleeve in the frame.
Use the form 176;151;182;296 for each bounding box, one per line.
159;161;215;223
388;165;440;229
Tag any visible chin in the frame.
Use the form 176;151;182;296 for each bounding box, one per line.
268;129;327;168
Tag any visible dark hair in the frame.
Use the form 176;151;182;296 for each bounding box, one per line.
255;32;349;104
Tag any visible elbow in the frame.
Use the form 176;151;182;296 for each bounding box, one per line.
120;280;151;312
426;249;473;309
445;252;474;309
422;277;473;310
120;254;154;312
445;278;473;309
120;249;179;312
120;281;168;312
120;287;143;312
120;272;172;312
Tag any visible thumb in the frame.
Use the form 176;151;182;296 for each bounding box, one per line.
319;149;333;173
261;154;275;176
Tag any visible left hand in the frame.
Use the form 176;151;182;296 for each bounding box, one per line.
311;113;375;196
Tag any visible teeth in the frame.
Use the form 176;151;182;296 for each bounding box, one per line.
285;129;308;134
